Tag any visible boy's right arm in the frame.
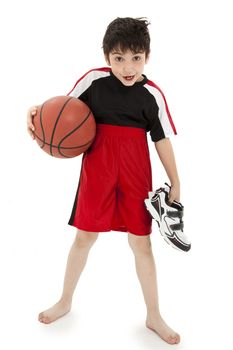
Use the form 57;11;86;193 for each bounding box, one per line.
27;69;96;140
27;106;37;139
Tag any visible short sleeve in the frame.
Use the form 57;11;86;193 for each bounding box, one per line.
144;81;177;142
66;70;93;106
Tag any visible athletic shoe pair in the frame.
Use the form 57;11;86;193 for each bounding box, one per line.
144;183;191;252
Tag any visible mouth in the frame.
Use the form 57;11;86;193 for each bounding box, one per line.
123;75;135;82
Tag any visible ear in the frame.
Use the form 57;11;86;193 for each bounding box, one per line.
105;54;110;66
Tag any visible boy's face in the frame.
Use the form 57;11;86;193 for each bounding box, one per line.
105;49;149;86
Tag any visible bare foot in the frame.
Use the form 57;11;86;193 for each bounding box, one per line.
38;300;71;324
146;314;180;344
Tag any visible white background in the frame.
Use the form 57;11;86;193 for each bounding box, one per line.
0;0;232;349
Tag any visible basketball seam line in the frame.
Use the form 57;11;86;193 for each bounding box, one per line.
33;132;95;149
57;110;92;152
49;96;74;156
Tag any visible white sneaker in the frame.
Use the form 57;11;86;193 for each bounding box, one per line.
145;185;191;252
148;182;170;199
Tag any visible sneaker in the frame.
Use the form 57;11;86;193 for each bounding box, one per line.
148;182;170;199
144;185;191;252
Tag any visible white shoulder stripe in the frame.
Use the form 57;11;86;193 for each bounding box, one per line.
144;83;176;137
69;69;110;98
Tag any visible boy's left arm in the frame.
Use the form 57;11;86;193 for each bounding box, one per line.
154;137;180;203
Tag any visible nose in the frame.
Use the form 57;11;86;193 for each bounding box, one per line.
123;61;134;75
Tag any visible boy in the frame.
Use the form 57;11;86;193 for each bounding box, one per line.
27;17;181;345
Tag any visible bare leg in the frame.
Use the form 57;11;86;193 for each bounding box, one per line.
128;233;180;345
38;229;99;324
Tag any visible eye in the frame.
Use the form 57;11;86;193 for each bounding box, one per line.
133;56;142;61
115;56;124;62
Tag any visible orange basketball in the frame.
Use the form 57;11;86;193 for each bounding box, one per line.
33;96;96;158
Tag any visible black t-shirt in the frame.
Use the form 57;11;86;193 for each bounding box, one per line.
67;67;177;142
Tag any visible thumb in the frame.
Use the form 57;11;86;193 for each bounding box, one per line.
168;192;174;204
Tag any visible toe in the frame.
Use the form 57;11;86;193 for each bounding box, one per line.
38;312;51;324
38;312;44;320
169;334;180;344
168;336;176;344
40;316;50;324
175;334;181;344
167;334;180;345
43;317;51;324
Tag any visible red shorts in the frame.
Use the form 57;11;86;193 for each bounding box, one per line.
68;124;153;236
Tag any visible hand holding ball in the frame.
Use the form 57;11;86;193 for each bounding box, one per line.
33;96;96;158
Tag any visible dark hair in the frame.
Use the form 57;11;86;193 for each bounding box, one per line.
102;17;150;58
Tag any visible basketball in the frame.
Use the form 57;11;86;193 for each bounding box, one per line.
33;96;96;158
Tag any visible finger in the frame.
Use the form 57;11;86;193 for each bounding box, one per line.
28;131;35;140
27;106;37;119
27;123;35;138
27;121;35;131
27;107;37;131
27;128;35;139
27;107;36;117
28;123;35;131
30;106;37;113
168;195;174;204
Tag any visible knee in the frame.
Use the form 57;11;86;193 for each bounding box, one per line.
128;234;152;255
74;229;99;248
